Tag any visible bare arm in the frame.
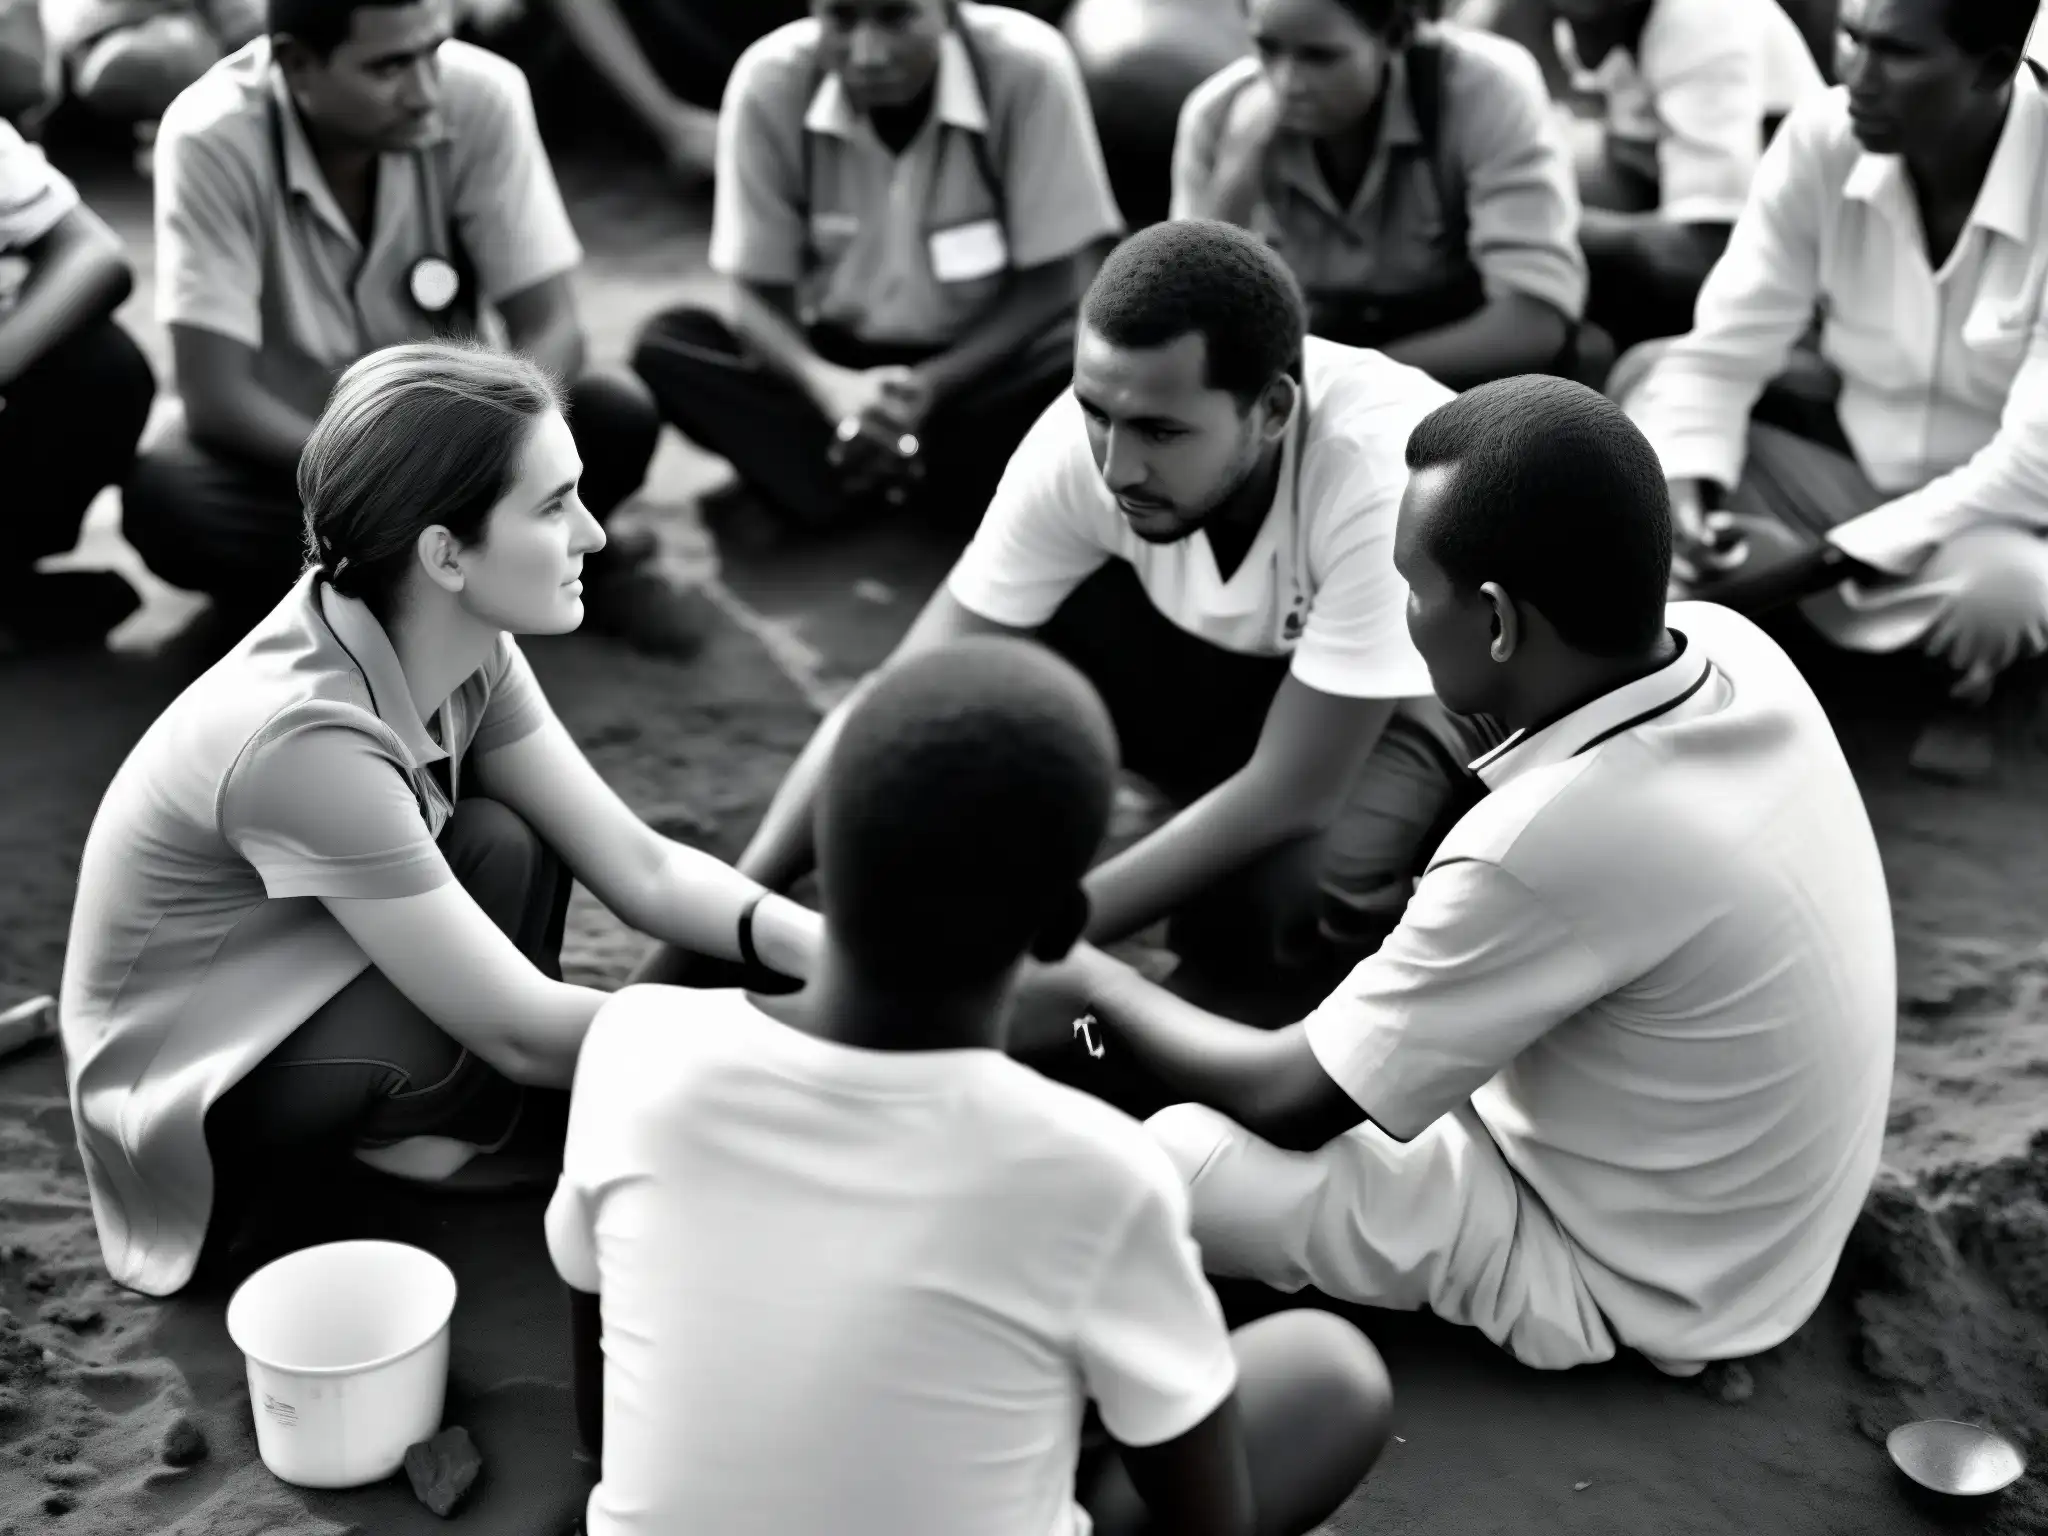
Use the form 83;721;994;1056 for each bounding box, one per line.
724;278;848;418
914;249;1099;408
737;585;1028;889
1084;679;1397;944
538;0;695;146
170;323;322;472
1381;290;1571;390
496;271;587;383
0;205;133;387
1112;1397;1258;1536
474;715;822;980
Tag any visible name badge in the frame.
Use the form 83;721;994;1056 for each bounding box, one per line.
928;218;1008;284
410;256;461;314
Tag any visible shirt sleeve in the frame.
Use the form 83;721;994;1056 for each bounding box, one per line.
446;49;583;303
153;116;264;347
468;635;556;760
220;712;454;901
1827;295;2048;573
1304;857;1617;1142
945;394;1113;627
1621;99;1828;491
991;22;1123;269
708;40;808;285
1167;61;1246;222
1076;1147;1239;1449
1450;38;1588;320
545;991;645;1294
1644;19;1767;226
0;120;78;250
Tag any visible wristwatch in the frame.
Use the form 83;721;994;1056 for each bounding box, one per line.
1072;1012;1106;1060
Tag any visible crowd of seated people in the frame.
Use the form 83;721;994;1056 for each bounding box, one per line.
26;0;2048;1529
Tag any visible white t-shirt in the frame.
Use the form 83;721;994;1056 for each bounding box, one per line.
546;987;1240;1536
1304;604;1895;1365
1556;0;1827;224
947;335;1450;701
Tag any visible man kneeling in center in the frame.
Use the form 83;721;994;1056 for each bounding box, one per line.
546;638;1392;1536
722;219;1499;1002
1018;377;1896;1377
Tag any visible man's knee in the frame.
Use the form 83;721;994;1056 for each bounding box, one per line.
1235;1308;1395;1490
72;16;220;122
566;367;659;507
1146;1102;1239;1187
1930;526;2048;645
629;304;742;383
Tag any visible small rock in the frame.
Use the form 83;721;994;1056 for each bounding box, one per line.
1573;1480;1592;1491
0;1242;28;1264
403;1425;482;1518
1702;1361;1755;1404
852;579;896;605
42;1462;98;1488
21;1268;53;1295
0;1388;23;1419
37;1302;101;1334
161;1416;208;1468
40;1492;73;1517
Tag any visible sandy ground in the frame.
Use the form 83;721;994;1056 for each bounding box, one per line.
2;162;2046;1535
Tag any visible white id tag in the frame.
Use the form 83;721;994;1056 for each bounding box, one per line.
928;218;1008;283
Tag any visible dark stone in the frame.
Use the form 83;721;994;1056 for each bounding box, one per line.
37;1301;101;1334
161;1415;208;1468
403;1425;483;1518
40;1493;73;1517
21;1268;53;1294
1702;1361;1755;1404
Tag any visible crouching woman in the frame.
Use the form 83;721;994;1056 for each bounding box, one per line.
59;341;821;1297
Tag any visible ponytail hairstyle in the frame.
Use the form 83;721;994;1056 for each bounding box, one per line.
300;341;564;624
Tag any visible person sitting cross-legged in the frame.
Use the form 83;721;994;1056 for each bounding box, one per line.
546;636;1393;1536
1012;377;1896;1378
1615;0;2048;709
123;0;702;655
706;220;1502;1009
630;0;1124;550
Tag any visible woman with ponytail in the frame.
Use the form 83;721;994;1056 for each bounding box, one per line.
60;340;822;1297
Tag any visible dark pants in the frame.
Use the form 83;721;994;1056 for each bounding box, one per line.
630;305;1074;536
203;799;570;1224
1080;1309;1391;1536
1042;563;1501;977
0;315;155;585
122;368;660;609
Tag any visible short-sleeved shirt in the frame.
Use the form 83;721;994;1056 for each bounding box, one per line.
153;36;582;417
1303;603;1896;1364
0;115;79;251
1556;0;1826;225
546;987;1239;1536
59;571;554;1297
948;336;1449;700
710;3;1123;350
1170;28;1586;323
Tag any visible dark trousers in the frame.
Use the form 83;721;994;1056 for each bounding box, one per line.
631;305;1074;535
203;798;570;1227
1041;562;1500;976
0;315;155;585
121;368;660;609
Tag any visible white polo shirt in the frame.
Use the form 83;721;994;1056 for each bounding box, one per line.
1556;0;1825;223
546;987;1239;1536
948;336;1450;701
1303;602;1895;1364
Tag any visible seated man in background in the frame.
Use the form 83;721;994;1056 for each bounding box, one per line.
1173;0;1588;391
1618;0;2048;708
631;0;1123;550
548;636;1392;1536
1542;0;1826;351
1018;377;1896;1379
41;1;261;144
0;111;155;651
124;0;699;654
719;222;1497;1007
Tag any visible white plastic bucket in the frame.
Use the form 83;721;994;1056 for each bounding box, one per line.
225;1240;458;1489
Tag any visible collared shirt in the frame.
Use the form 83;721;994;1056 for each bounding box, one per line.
0;115;78;250
1171;29;1586;321
58;571;553;1297
1303;603;1895;1364
1555;0;1825;224
1626;75;2048;574
946;336;1450;700
154;36;583;417
710;3;1123;350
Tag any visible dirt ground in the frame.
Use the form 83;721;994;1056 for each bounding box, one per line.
2;162;2046;1536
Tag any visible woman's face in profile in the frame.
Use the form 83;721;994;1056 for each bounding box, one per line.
455;408;606;636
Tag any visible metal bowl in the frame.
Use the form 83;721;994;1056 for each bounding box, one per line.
1886;1420;2027;1498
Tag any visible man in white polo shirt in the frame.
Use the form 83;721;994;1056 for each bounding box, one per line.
1017;377;1895;1375
718;219;1496;1004
122;0;700;655
1619;0;2048;710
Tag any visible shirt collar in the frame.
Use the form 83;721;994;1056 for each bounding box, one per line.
1269;52;1422;212
1468;630;1710;791
263;40;450;234
1843;69;2046;247
804;28;989;141
314;575;449;766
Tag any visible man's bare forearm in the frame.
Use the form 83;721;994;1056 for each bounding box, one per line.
1383;293;1570;392
727;281;840;414
915;255;1092;406
0;211;132;387
541;0;690;140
